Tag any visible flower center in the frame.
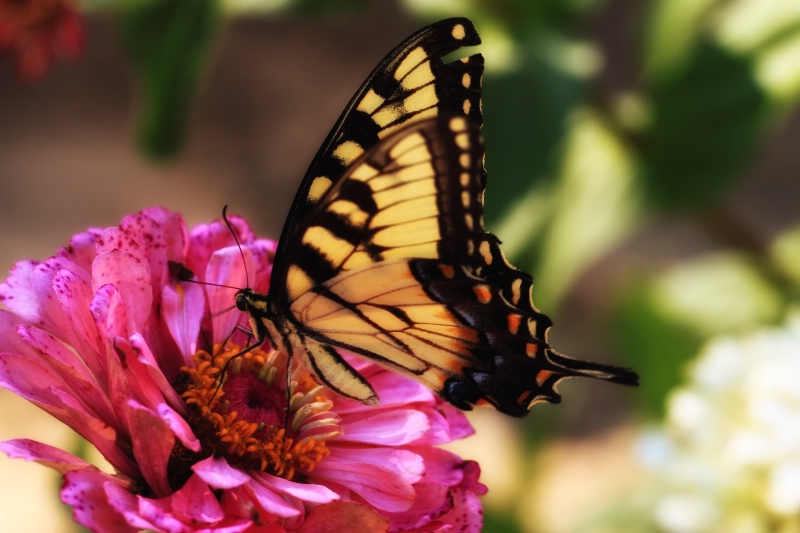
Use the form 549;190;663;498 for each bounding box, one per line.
179;344;341;480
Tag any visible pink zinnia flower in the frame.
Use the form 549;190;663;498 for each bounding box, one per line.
0;207;486;532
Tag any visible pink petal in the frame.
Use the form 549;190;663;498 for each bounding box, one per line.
0;309;37;356
0;260;45;326
337;408;430;446
431;401;474;442
0;438;93;474
130;497;186;532
90;283;128;341
381;483;451;531
326;447;423;484
245;476;303;519
99;210;186;302
365;371;435;407
127;401;175;497
92;250;152;336
61;469;138;533
436;488;484;532
408;447;465;487
458;460;487;496
0;351;69;409
254;472;338;504
126;334;186;413
30;258;91;339
297;501;389;533
312;458;416;512
0;353;134;476
248;239;278;294
192;456;251;489
17;325;116;422
162;280;205;359
158;404;200;452
186;215;257;279
52;268;104;366
205;247;252;346
60;229;102;275
111;339;166;414
168;474;226;525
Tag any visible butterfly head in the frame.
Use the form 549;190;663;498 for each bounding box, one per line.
233;287;277;345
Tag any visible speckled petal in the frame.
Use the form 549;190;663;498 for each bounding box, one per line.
162;280;205;360
0;438;94;474
61;469;138;533
92;250;152;336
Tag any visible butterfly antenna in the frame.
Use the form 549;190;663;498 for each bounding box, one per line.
208;325;258;404
222;205;250;289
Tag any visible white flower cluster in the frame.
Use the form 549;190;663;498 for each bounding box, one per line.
637;313;800;533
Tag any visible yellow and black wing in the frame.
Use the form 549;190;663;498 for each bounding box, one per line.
271;17;483;298
247;18;638;417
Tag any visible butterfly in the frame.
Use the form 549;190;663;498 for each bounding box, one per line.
235;17;638;417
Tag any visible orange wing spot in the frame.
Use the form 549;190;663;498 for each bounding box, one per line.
536;370;554;386
475;398;493;408
516;390;533;407
525;343;539;357
507;313;522;335
461;327;480;343
438;263;455;278
473;284;492;304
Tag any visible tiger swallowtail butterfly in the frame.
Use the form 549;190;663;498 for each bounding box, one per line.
234;18;638;417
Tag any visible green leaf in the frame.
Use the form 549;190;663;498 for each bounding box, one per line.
496;110;641;310
641;38;766;210
640;0;800;211
119;0;220;159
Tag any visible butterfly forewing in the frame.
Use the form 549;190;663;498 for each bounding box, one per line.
271;18;484;305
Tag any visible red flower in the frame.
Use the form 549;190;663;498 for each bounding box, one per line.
0;0;84;80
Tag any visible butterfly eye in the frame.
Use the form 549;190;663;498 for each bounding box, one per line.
235;293;248;312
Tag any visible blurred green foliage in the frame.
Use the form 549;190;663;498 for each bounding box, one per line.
118;0;220;158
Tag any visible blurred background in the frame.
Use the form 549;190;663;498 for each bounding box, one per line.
1;0;800;531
